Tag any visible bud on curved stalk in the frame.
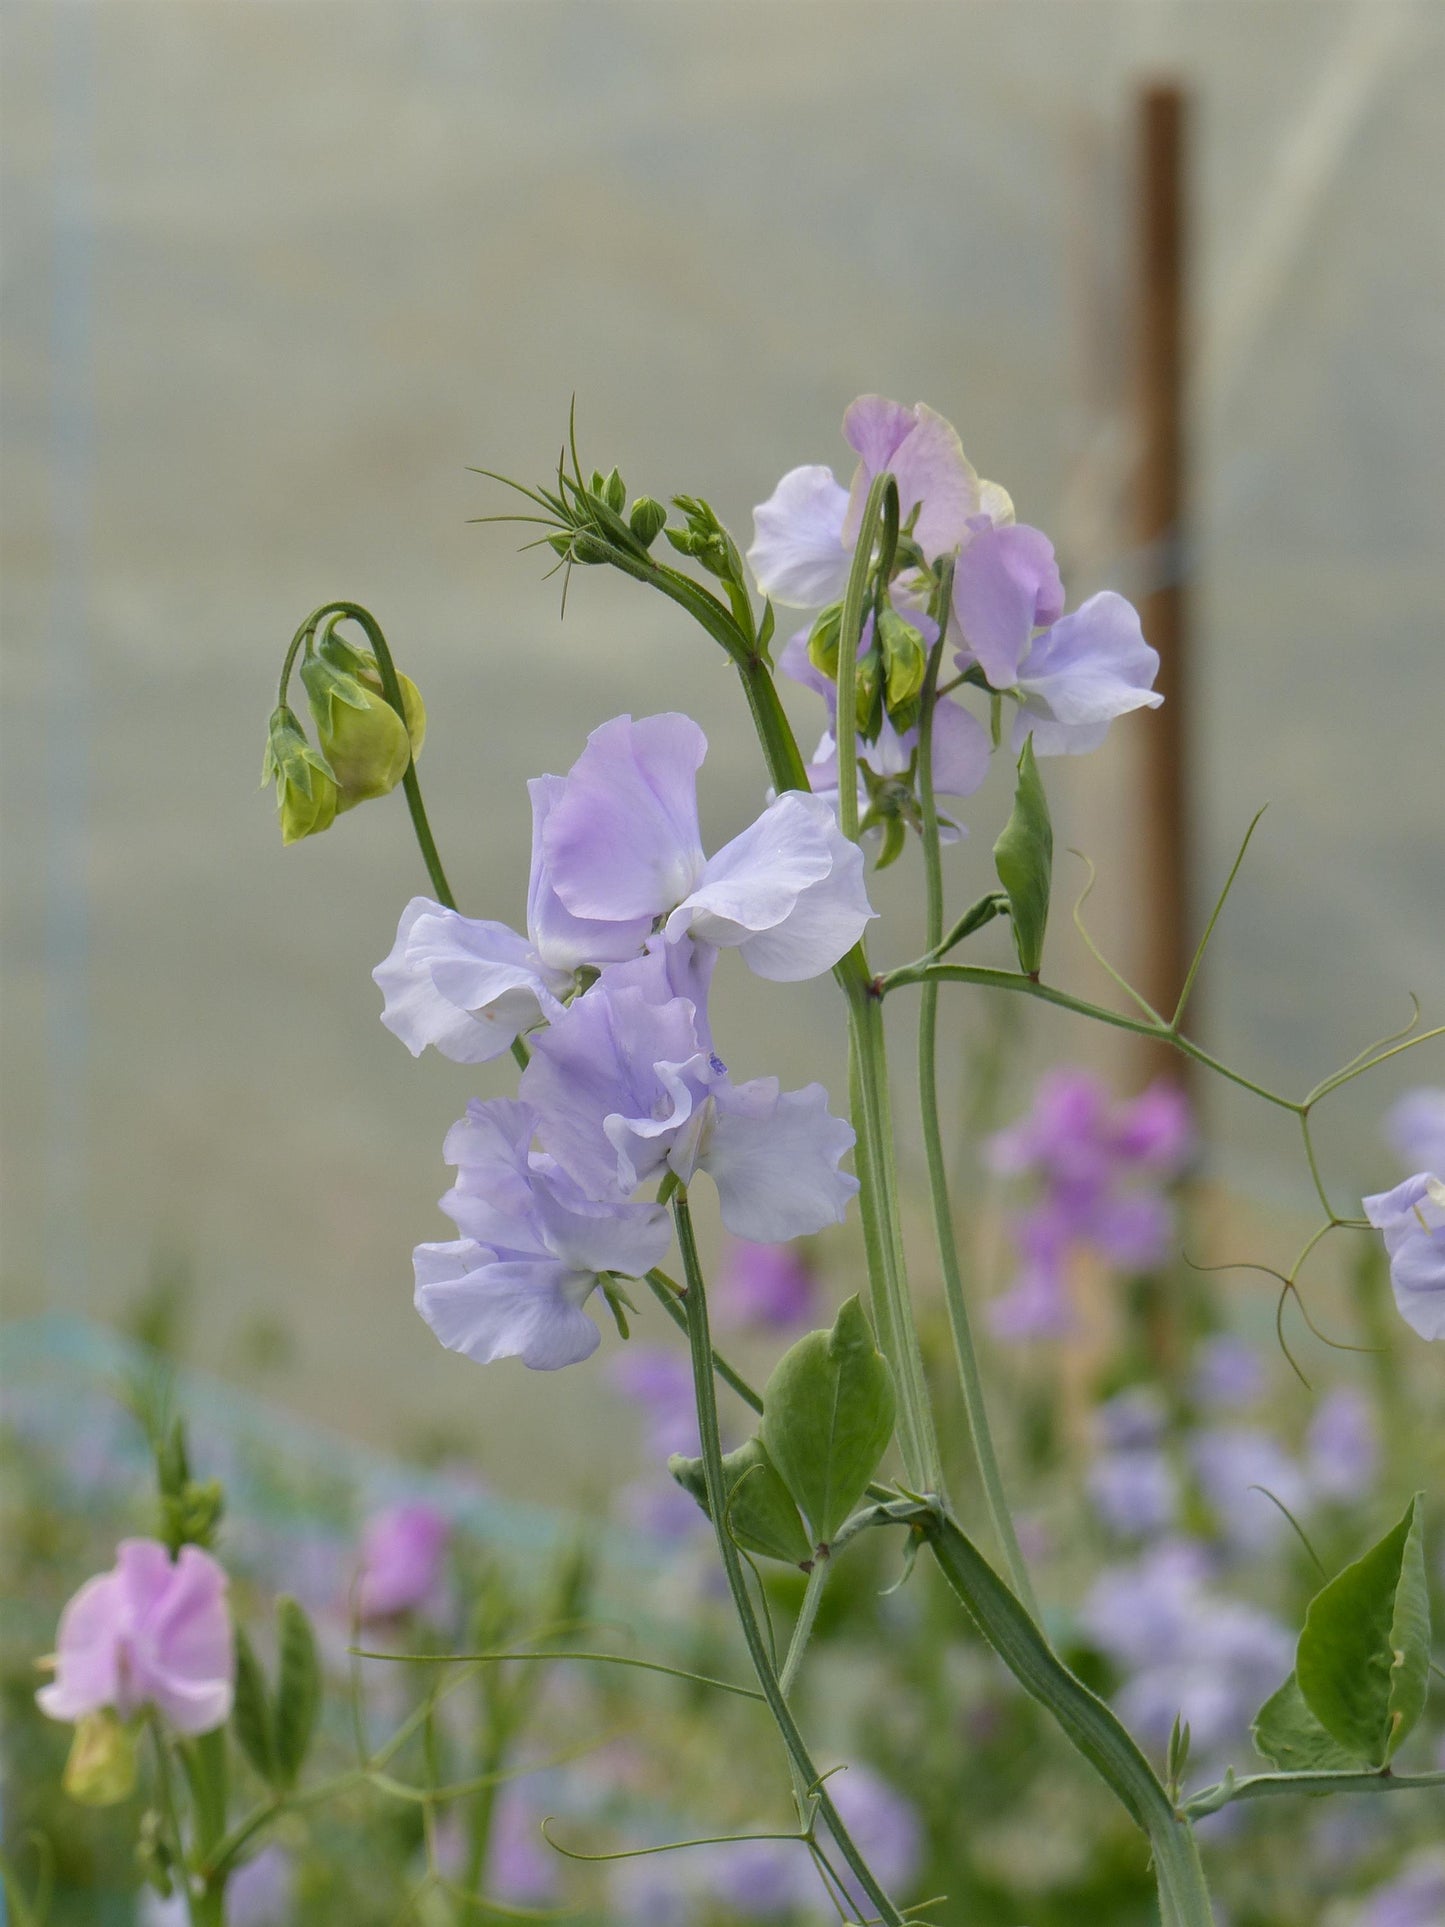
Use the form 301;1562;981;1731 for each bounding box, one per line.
260;705;339;844
301;627;425;812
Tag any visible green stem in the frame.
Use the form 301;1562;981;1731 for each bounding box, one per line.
1183;1767;1445;1821
882;961;1301;1113
672;1191;905;1926
316;602;457;912
149;1725;215;1927
778;1553;830;1701
916;621;1037;1616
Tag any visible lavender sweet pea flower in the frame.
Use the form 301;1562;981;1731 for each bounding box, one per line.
355;1503;451;1620
1363;1172;1445;1339
521;968;858;1242
1190;1333;1266;1413
37;1539;234;1736
952;522;1161;755
748;396;1012;607
1089;1449;1179;1539
1385;1088;1445;1176
1356;1852;1445;1927
374;897;572;1064
1188;1426;1310;1554
414;1098;671;1371
608;1347;699;1460
542;715;874;982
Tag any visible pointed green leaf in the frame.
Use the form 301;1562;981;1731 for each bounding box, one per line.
231;1625;277;1787
1251;1672;1370;1772
272;1595;321;1790
761;1297;896;1543
669;1437;813;1566
993;733;1052;975
1295;1494;1430;1767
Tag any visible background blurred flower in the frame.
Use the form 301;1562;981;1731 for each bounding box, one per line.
1305;1385;1380;1506
355;1503;450;1621
714;1238;818;1333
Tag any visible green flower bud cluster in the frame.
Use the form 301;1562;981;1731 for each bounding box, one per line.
262;622;425;844
806;600;928;742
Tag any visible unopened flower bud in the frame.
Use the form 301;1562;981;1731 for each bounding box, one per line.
628;496;668;547
877;608;927;717
261;706;339;845
300;633;423;812
806;604;844;681
63;1709;138;1806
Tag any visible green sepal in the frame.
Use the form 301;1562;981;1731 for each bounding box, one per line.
1251;1672;1369;1772
261;706;339;845
761;1297;896;1543
669;1436;813;1566
272;1595;321;1790
993;733;1052;975
1295;1494;1430;1767
873;815;908;871
231;1625;277;1786
876;608;927;717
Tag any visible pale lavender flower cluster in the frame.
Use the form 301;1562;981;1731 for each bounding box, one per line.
376;714;870;1370
749;396;1161;837
1365;1087;1445;1341
355;1502;451;1622
983;1069;1193;1339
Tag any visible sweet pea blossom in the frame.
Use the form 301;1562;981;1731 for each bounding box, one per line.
986;1071;1193;1339
541;713;875;982
355;1503;451;1620
952;518;1162;754
37;1539;234;1736
715;1236;818;1331
374;769;655;1065
747;395;1012;607
520;954;858;1242
1362;1171;1445;1339
414;1097;672;1370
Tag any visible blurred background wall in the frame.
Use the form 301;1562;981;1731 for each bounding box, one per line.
2;0;1440;1483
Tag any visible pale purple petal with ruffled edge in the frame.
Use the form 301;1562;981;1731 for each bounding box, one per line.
843;397;983;561
1364;1172;1445;1340
526;775;652;973
38;1540;233;1735
746;465;851;608
951;520;1064;688
521;978;712;1200
929;696;992;800
1011;592;1162;755
668;790;875;981
414;1241;604;1370
696;1077;858;1242
374;899;567;1064
542;714;707;922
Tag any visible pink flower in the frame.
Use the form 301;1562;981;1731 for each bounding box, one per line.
355;1504;451;1620
37;1539;234;1736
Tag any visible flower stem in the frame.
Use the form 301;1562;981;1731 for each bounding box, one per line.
916;621;1038;1616
672;1191;905;1926
778;1552;830;1701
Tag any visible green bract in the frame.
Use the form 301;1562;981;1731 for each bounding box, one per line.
993;733;1052;976
761;1297;896;1545
669;1436;813;1567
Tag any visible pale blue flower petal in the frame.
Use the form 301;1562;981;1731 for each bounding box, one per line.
699;1077;858;1242
746;464;851;608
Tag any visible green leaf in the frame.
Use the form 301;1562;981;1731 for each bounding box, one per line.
992;733;1052;976
1252;1672;1370;1772
272;1596;321;1790
231;1626;277;1786
761;1297;896;1543
669;1437;813;1566
1295;1494;1430;1767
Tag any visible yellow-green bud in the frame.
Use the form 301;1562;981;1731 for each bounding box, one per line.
261;706;339;845
300;634;424;812
64;1709;138;1806
806;604;844;682
628;496;668;547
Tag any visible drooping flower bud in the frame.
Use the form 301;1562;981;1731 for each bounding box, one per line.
301;630;425;812
62;1708;138;1806
260;706;339;845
